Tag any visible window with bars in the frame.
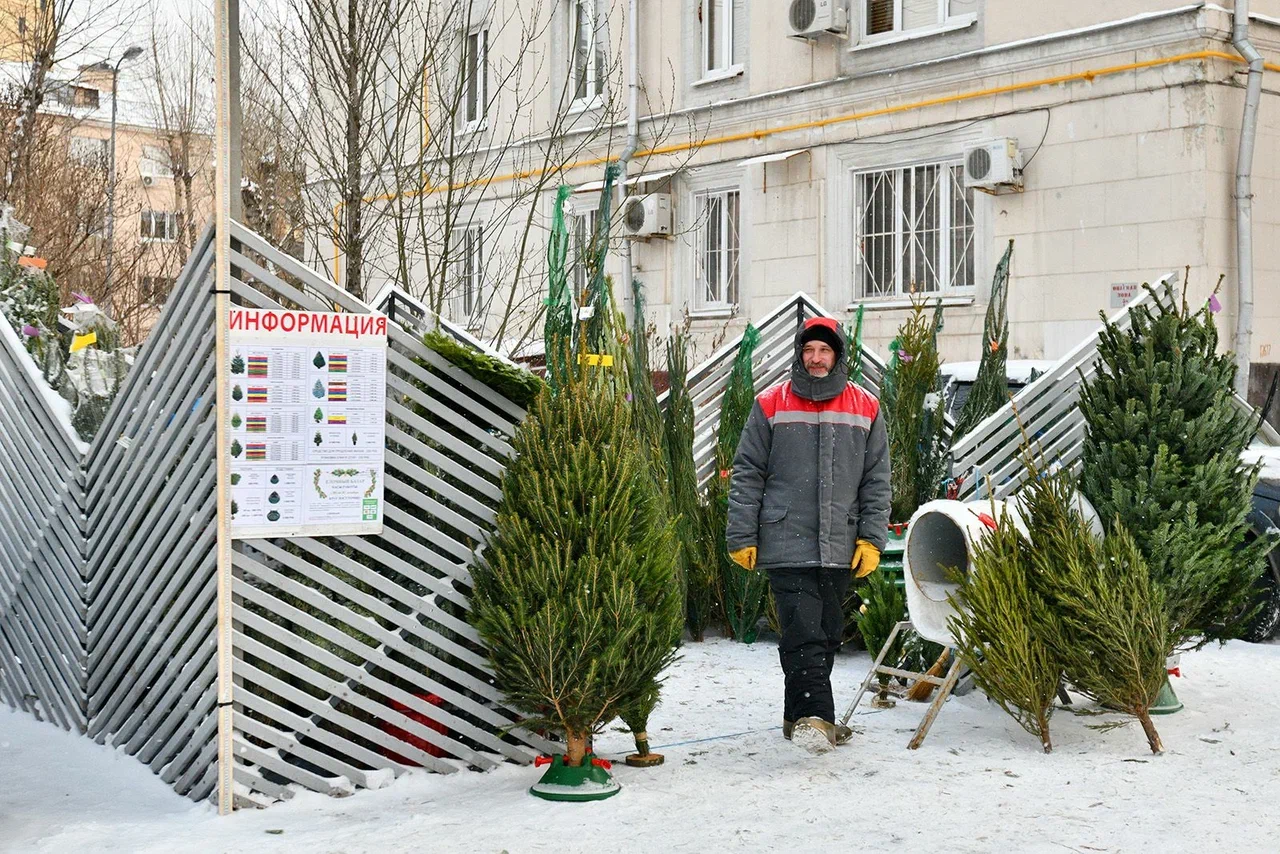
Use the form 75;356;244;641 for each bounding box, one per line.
854;161;975;298
461;28;488;129
570;0;606;105
864;0;977;38
694;188;740;310
454;226;485;329
139;275;175;306
139;210;184;242
702;0;734;75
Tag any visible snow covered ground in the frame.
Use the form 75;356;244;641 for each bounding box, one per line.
3;637;1279;854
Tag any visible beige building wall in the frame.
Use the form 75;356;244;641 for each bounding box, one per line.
341;1;1280;406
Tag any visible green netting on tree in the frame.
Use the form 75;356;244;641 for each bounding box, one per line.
710;324;769;642
544;185;573;390
954;240;1014;438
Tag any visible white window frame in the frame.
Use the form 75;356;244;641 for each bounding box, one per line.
460;27;489;133
701;0;735;77
860;0;977;45
851;158;977;300
567;200;600;297
692;187;741;313
140;210;183;243
69;134;107;166
139;144;175;179
453;225;485;330
569;0;606;110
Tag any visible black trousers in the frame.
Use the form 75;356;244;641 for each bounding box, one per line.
768;567;851;724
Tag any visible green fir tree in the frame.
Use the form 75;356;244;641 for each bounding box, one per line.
231;384;243;402
313;351;326;369
949;499;1060;753
1078;276;1272;647
881;297;950;523
954;240;1014;438
230;439;242;458
470;369;682;767
1019;462;1175;754
230;354;245;374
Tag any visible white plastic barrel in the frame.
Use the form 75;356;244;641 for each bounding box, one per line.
902;493;1102;647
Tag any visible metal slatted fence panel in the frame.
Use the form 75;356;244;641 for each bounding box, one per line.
84;227;222;801
682;293;887;488
226;220;552;806
0;312;88;732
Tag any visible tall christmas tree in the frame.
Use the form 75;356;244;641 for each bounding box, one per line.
470;369;682;776
665;332;720;640
954;240;1014;438
1078;277;1271;647
709;324;767;642
881;297;950;523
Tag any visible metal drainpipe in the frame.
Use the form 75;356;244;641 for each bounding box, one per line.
618;0;639;325
1232;0;1264;397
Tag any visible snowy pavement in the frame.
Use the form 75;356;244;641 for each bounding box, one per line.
2;637;1279;854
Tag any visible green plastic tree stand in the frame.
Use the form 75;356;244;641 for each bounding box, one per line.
528;753;621;802
1149;677;1183;715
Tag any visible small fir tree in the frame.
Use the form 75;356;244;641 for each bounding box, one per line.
711;324;768;642
471;364;682;768
665;332;720;640
313;351;326;369
882;297;950;523
949;502;1060;753
231;384;243;402
230;353;245;374
954;240;1014;438
1020;462;1175;754
1079;276;1272;646
230;413;242;429
230;440;242;458
313;407;323;423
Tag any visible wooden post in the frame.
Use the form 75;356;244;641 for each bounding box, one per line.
213;0;239;816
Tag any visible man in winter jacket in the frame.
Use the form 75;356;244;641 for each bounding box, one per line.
725;316;891;753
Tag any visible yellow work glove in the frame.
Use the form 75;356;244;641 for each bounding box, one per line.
729;546;757;571
851;539;880;578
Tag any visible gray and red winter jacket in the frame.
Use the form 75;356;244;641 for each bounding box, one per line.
726;319;892;569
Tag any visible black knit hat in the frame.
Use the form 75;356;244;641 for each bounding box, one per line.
797;317;845;360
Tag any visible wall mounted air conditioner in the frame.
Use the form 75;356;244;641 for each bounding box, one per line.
788;0;847;39
963;138;1023;193
620;194;671;239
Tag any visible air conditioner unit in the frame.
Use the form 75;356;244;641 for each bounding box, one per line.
963;138;1023;193
788;0;847;39
141;174;155;187
620;193;671;239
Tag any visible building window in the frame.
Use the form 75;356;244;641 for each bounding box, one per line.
18;16;26;35
453;226;484;329
570;0;605;106
702;0;733;74
694;188;740;310
461;28;488;130
69;135;108;167
73;86;100;109
569;206;599;295
140;210;184;242
854;160;975;298
139;145;174;179
139;275;175;306
865;0;974;38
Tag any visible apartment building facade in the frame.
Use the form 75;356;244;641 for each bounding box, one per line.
335;0;1280;410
